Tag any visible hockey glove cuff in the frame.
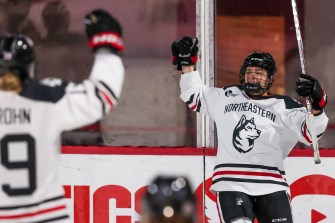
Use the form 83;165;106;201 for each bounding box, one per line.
85;9;125;52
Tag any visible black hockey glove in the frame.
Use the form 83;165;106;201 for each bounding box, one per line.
296;74;327;110
85;9;124;52
171;36;199;71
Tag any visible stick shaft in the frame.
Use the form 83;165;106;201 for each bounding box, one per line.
291;0;306;74
291;0;321;164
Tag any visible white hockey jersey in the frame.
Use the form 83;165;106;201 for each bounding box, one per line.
0;50;124;223
180;71;328;196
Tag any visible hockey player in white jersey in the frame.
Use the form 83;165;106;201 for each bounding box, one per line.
171;36;328;223
0;9;124;223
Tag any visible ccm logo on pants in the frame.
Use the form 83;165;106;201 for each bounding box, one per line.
272;218;287;222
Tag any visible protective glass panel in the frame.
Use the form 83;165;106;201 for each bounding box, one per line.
215;0;333;148
0;0;196;146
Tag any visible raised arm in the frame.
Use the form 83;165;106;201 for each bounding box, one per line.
171;36;221;119
56;9;125;131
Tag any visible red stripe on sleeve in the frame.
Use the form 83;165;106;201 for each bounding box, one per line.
303;123;312;143
99;90;114;109
190;95;199;111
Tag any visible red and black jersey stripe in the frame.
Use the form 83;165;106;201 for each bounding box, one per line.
212;163;288;187
186;93;202;111
0;195;69;222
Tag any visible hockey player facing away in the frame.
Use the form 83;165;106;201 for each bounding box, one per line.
171;37;328;223
0;9;124;223
141;176;197;223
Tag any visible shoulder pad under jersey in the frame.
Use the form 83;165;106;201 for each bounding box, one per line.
20;79;69;103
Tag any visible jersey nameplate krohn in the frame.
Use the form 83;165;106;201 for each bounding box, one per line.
0;108;31;124
224;102;276;122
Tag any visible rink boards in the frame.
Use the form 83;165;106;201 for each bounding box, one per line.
60;147;335;223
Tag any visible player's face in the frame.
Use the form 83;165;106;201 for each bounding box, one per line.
244;67;269;88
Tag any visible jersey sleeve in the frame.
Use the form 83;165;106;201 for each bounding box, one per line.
284;102;329;146
180;71;221;120
55;49;124;131
302;111;329;145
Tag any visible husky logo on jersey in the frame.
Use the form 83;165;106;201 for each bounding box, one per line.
232;115;261;153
